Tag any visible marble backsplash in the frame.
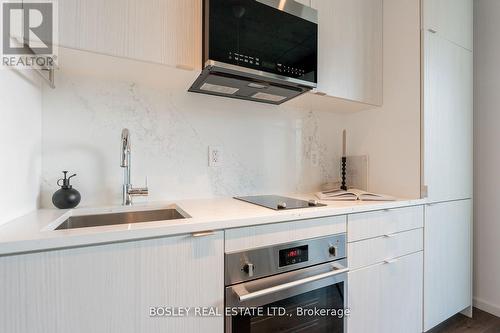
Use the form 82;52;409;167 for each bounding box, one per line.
40;48;344;208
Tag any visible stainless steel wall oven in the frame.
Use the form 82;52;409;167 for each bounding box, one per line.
225;234;348;333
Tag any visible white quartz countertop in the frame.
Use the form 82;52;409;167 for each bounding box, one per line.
0;194;426;256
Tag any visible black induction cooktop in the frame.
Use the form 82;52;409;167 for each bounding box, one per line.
234;195;326;211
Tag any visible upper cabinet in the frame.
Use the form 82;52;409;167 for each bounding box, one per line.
58;0;202;70
56;0;382;107
423;0;473;50
310;0;383;106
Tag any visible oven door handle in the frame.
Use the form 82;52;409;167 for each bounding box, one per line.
235;263;348;303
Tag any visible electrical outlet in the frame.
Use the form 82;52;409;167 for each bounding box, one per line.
311;150;319;167
208;146;222;167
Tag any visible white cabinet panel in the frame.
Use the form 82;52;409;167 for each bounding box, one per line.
424;199;472;331
348;251;423;333
225;215;346;252
0;232;224;333
311;0;383;105
58;0;202;70
348;228;423;270
423;31;473;202
348;206;424;242
423;0;473;50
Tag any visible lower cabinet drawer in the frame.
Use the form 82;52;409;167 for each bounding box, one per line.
348;206;424;242
348;228;423;270
347;251;423;333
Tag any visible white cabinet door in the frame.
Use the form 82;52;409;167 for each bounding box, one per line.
0;232;224;333
424;199;472;331
423;31;473;202
58;0;202;70
423;0;473;50
311;0;383;106
348;252;423;333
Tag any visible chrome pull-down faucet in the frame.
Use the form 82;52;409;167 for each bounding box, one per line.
120;128;148;206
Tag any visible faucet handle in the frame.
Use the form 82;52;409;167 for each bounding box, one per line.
127;177;149;197
128;186;148;196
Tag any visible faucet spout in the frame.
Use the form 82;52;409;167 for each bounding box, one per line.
120;128;130;168
120;128;148;206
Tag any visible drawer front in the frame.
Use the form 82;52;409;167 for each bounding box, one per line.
225;215;346;253
348;206;423;242
348;228;423;270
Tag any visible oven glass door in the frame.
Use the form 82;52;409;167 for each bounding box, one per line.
207;0;318;84
225;261;347;333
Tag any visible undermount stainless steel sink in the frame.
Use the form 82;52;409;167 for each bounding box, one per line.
55;207;190;230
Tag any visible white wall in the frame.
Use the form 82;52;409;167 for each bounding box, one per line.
473;0;500;317
40;0;422;208
332;0;422;198
0;69;42;226
40;48;344;208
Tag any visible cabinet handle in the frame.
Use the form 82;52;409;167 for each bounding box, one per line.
192;230;215;237
235;263;349;303
383;233;395;238
384;258;399;264
428;28;437;34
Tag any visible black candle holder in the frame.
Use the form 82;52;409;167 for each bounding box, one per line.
341;156;347;191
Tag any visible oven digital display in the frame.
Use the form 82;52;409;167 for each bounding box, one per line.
279;245;308;267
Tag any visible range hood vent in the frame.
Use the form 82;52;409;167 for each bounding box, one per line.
188;0;318;105
189;63;309;105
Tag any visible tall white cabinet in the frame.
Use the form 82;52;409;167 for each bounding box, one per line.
422;0;473;331
423;30;473;202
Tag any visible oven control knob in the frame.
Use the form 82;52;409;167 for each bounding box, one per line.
242;263;255;277
329;246;338;256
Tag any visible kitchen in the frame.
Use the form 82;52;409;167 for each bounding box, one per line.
0;0;497;332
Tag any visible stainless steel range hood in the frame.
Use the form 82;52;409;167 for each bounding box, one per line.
188;0;318;105
189;60;314;105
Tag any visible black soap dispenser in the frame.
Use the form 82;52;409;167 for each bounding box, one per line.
52;171;81;209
